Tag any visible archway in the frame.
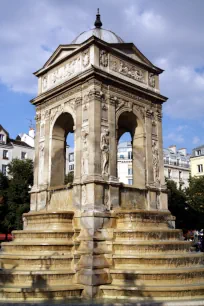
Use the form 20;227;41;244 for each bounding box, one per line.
117;110;145;188
117;132;133;185
50;112;74;187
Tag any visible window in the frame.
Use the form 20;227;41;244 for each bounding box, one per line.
21;152;27;160
69;164;74;171
196;150;201;156
128;179;133;185
177;159;180;166
3;150;8;159
69;153;74;162
128;151;132;159
198;164;203;173
0;134;4;143
168;169;171;178
179;171;182;180
2;165;7;176
128;168;133;175
119;154;124;159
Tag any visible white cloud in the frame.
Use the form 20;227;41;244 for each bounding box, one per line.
165;132;184;144
192;136;200;145
176;125;188;132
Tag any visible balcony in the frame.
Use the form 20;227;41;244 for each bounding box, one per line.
164;160;189;168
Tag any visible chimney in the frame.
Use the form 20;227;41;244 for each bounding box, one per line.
29;128;35;138
178;148;187;156
169;145;176;154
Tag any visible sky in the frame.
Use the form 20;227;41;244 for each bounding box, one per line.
0;0;204;152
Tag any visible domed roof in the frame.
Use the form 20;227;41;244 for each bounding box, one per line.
72;28;124;44
71;9;124;45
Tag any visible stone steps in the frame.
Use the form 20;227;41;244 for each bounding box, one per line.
12;230;77;241
112;253;204;268
1;241;78;254
112;240;192;254
0;254;77;270
100;283;204;300
116;210;172;230
110;266;204;286
0;285;84;301
23;211;75;230
0;269;76;286
114;229;182;241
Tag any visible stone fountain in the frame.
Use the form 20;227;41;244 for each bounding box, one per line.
1;10;204;304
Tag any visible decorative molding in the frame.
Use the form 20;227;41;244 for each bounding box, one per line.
99;50;108;67
110;55;146;84
50;104;64;123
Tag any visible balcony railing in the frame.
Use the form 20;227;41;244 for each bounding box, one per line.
164;160;189;168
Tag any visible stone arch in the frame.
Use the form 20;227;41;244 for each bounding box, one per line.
50;111;75;187
116;107;145;188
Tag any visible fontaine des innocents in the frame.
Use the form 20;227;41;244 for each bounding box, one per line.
1;10;204;303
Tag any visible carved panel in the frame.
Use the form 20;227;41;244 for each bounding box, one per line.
110;55;146;84
82;49;90;67
148;73;156;88
99;50;108;67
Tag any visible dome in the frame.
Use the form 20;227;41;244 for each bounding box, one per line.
71;9;124;45
72;28;124;44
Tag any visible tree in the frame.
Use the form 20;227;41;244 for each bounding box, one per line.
166;179;202;229
186;176;204;214
0;172;9;235
2;159;33;233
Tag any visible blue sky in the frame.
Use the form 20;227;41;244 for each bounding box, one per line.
0;0;204;152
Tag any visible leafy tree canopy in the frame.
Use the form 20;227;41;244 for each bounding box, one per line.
186;176;204;213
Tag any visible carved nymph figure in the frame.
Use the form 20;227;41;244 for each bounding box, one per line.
100;129;109;175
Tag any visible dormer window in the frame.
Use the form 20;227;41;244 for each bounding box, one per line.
0;134;4;143
196;150;201;156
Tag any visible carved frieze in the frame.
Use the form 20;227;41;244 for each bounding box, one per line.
110;55;146;84
99;50;108;67
50;56;80;87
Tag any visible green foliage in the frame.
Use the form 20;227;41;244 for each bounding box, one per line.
186;176;204;213
0;159;33;234
65;171;74;184
167;179;204;230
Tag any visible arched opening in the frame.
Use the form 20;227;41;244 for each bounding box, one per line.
117;111;145;188
65;133;74;184
50;112;74;187
117;132;133;185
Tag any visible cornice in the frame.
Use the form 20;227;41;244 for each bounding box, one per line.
31;65;168;106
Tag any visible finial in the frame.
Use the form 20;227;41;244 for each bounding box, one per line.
94;8;102;28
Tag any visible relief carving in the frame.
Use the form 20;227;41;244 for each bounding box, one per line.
82;49;90;67
35;113;41;122
110;55;145;83
152;140;160;184
149;73;156;88
49;57;80;88
100;50;108;67
81;128;89;176
50;104;64;123
101;129;109;176
43;76;48;89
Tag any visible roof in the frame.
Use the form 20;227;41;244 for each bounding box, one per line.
0;124;9;136
72;28;124;44
10;139;33;149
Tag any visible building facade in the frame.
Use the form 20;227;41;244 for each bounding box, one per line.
0;125;35;176
190;144;204;177
117;142;190;188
